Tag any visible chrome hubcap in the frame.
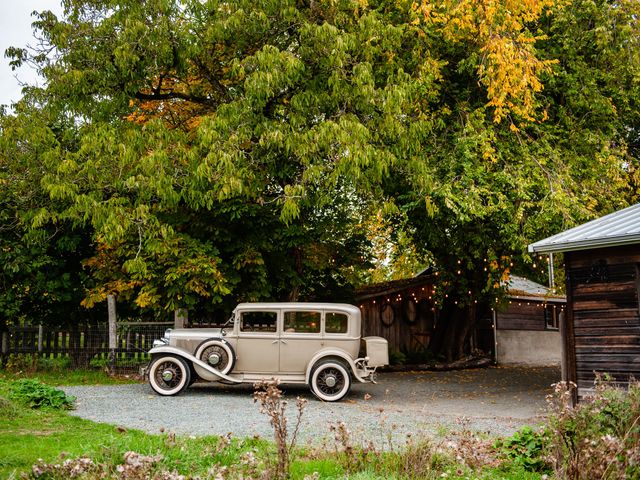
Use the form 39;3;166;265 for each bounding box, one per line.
208;353;221;365
325;375;337;388
162;369;174;382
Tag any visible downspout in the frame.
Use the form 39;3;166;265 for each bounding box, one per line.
548;252;555;289
492;309;498;364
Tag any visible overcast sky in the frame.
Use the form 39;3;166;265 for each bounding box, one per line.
0;0;63;108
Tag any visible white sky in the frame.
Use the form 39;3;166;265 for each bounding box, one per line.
0;0;63;108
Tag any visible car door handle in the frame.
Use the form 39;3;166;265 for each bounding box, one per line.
280;340;287;345
271;340;279;344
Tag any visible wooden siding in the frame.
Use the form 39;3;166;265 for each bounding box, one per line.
358;283;436;355
496;303;546;331
565;245;640;391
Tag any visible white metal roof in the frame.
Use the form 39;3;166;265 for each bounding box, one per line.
528;203;640;254
506;275;565;302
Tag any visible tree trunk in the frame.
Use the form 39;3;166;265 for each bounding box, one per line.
456;303;477;360
288;247;303;302
429;302;478;363
443;307;464;363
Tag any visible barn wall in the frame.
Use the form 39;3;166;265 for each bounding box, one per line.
565;245;640;391
495;301;563;365
496;330;562;365
497;303;546;330
358;284;436;355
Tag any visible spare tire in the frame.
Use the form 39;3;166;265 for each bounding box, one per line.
194;338;235;379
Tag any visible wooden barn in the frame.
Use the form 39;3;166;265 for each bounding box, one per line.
355;273;566;365
355;275;437;357
529;203;640;400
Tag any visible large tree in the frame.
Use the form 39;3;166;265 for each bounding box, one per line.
3;0;433;320
394;0;640;361
1;0;638;363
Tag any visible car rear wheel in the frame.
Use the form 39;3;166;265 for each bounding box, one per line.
148;355;191;396
310;360;351;402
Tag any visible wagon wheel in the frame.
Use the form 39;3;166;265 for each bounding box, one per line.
380;302;395;327
310;360;351;402
404;298;417;323
148;355;191;396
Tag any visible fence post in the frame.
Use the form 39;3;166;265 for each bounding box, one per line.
38;324;44;354
174;308;188;329
108;295;117;373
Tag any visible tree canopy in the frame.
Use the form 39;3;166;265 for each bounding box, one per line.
1;0;638;358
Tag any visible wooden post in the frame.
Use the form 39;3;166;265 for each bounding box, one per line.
38;324;44;353
1;331;8;355
563;253;578;406
174;308;188;329
107;295;117;373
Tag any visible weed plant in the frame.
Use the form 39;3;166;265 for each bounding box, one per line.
494;426;548;472
253;380;308;479
545;377;640;479
9;379;75;410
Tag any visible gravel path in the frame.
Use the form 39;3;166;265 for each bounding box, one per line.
63;366;559;445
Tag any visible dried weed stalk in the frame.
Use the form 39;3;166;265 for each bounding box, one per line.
31;451;185;479
253;380;308;480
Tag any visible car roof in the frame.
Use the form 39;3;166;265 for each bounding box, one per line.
234;302;360;317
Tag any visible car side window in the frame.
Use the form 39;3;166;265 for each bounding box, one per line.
325;312;349;334
240;311;277;333
283;311;321;333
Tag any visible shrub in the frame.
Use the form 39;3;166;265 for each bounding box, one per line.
3;353;38;373
494;426;549;472
388;349;407;366
9;379;75;410
545;377;640;480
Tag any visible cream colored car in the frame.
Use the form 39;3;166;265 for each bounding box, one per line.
147;303;388;401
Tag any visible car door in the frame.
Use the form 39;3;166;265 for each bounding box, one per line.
278;309;324;374
234;309;280;373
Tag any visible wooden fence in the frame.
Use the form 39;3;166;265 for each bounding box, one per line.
1;322;173;371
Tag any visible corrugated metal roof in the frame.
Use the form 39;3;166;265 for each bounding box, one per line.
528;203;640;254
506;275;565;302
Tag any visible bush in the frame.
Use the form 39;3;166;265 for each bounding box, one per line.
545;377;640;480
494;426;549;472
2;353;38;373
9;379;75;410
388;349;407;365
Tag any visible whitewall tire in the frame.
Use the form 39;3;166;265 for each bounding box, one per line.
310;360;351;402
148;355;191;396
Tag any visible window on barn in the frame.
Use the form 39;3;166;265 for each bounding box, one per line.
544;305;559;330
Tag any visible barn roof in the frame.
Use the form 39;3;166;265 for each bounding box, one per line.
507;275;565;302
528;203;640;254
355;273;565;302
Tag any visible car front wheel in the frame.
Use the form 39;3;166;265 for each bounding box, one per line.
148;355;191;396
310;360;351;402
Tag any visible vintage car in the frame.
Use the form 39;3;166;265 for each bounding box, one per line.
147;302;388;401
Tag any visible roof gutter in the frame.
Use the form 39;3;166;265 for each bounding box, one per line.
528;234;640;254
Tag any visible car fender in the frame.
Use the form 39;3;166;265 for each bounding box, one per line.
148;345;241;384
305;348;367;384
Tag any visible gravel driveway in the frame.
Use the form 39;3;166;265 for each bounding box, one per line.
63;366;559;445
